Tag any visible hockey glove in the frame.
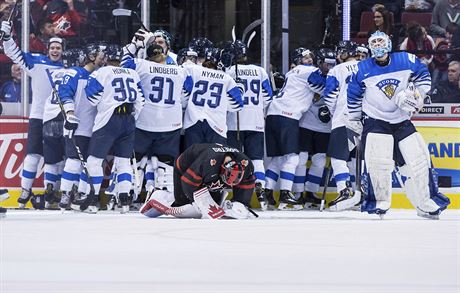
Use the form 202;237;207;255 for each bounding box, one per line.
318;105;331;123
394;85;424;115
64;112;80;131
235;78;246;95
132;29;155;49
1;21;12;41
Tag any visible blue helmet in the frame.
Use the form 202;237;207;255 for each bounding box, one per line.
368;31;392;58
204;47;221;65
336;40;358;57
177;47;198;65
153;29;173;48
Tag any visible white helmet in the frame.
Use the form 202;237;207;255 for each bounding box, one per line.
368;31;392;58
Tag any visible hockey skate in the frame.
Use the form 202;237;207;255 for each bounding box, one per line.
255;183;268;211
416;208;440;220
303;191;321;209
278;190;303;210
0;189;9;202
59;185;77;211
18;188;33;208
263;188;277;210
118;192;131;214
328;182;356;211
43;183;60;210
71;192;99;213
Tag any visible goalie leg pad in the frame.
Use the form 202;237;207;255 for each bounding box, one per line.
362;133;394;213
398;132;448;214
168;203;202;218
140;189;175;218
193;188;225;219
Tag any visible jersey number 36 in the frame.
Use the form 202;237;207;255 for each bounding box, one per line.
112;77;137;102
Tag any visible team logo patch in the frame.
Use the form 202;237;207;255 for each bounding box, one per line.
210;159;216;166
376;78;401;100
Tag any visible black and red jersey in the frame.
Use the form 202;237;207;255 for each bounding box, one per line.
174;143;255;205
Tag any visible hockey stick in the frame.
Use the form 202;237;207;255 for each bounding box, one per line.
320;157;331;212
0;0;20;40
241;19;263;45
231;26;242;151
112;8;148;31
44;69;96;208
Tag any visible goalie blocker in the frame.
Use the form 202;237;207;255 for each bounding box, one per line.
140;143;256;219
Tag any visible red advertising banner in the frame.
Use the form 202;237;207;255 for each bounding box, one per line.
0;117;44;189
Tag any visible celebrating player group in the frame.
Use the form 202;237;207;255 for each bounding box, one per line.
0;17;450;219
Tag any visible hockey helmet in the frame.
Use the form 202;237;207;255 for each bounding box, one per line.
368;31;392;58
356;44;370;60
48;37;65;50
188;37;214;58
220;159;245;186
315;47;336;66
204;47;221;65
152;29;173;48
146;43;165;59
233;39;247;58
220;41;238;68
290;47;313;66
84;42;107;63
336;40;357;58
106;44;122;61
177;47;198;65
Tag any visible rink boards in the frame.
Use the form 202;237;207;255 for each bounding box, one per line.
0;116;459;209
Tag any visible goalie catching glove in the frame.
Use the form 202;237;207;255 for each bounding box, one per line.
394;82;424;115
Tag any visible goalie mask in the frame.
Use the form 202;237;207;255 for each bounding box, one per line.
220;159;245;187
368;31;392;58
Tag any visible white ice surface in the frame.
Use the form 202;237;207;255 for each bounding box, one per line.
1;209;459;293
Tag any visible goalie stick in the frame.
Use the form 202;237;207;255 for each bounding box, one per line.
45;68;96;211
320;157;331;212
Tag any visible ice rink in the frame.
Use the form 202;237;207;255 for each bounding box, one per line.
1;209;459;293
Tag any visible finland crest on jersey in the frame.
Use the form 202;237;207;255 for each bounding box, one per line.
323;59;359;129
226;64;273;132
183;66;243;138
267;64;326;120
85;66;145;132
348;52;431;123
123;58;192;132
43;68;69;123
59;67;96;137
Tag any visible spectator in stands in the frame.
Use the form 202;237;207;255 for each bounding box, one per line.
431;0;460;38
429;60;460;103
29;18;56;53
369;6;399;49
400;21;435;66
351;0;404;33
43;0;84;39
0;63;21;103
405;0;435;12
432;23;459;87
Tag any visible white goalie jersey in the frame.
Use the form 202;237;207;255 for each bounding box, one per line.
226;64;273;132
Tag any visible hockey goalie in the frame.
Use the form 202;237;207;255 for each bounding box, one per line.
140;143;256;219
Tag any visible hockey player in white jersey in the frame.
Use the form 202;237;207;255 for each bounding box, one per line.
222;40;273;210
347;31;450;219
292;48;335;210
1;20;64;208
72;45;145;213
323;41;360;210
183;47;244;149
264;47;328;208
121;31;193;198
57;43;107;210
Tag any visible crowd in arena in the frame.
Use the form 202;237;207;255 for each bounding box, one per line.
0;0;454;219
